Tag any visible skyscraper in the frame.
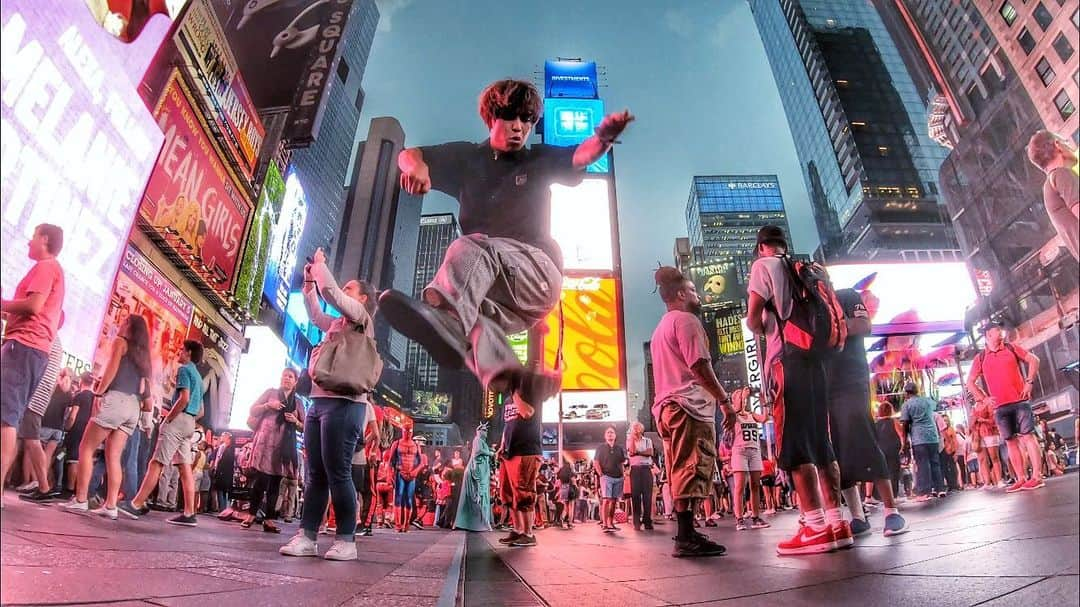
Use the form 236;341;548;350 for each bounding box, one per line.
749;0;960;262
685;175;791;284
289;0;379;271
405;214;461;392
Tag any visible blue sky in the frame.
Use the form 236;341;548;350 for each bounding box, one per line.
357;0;819;409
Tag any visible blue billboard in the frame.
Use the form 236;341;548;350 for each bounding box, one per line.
544;60;599;99
543;98;609;173
263;172;308;313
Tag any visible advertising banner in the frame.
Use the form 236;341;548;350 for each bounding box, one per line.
186;308;242;431
544;60;599;99
0;2;167;362
141;71;254;292
688;261;742;309
541;390;628;424
174;0;265;181
715;308;744;357
542;98;608;173
95;246;195;410
263;171;308;312
409;391;452;422
544;276;624;391
550;179;614;272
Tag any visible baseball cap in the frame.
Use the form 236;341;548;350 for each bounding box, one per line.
979;319;1007;334
756;225;787;248
903;381;918;394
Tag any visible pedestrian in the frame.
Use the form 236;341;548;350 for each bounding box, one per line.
120;339;204;526
242;368;305;534
873;401;904;498
383;79;633;420
1;223;66;508
16;341;67;504
210;432;236;514
593;427;627;532
971;399;1004;488
278;248;380;561
62;315;153;519
746;226;846;555
939;414;962;492
554;459;576;529
825;287;909;537
626;421;656;531
728;388;771;532
966;321;1045;493
389;426;422;533
61;373;96;494
495;380;545;547
650;266;729;557
1026;130;1079;261
352;401;380;536
36;369;74;493
899;382;945;501
455;423;494;531
761;457;779;514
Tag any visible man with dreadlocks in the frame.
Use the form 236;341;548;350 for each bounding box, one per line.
381;78;633;437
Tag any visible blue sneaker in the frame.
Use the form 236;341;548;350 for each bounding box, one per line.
883;513;909;537
851;518;871;537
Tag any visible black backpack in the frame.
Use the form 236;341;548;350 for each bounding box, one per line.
767;255;847;354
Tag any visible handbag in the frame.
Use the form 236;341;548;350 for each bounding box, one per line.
310;321;383;394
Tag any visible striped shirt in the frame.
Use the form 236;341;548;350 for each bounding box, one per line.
27;338;64;416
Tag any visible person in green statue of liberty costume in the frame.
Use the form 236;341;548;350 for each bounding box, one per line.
455;423;493;531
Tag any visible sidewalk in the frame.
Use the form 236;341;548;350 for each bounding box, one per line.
0;501;463;607
474;473;1079;607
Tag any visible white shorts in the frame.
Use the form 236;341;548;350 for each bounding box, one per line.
731;445;763;472
982;435;1002;449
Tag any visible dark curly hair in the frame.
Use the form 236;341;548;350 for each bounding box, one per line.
655;266;689;303
478;79;542;128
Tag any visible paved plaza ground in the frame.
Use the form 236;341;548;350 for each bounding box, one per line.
1;473;1077;606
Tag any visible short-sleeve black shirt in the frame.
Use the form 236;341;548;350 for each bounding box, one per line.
41;388;71;430
595;442;626;478
502;397;542;457
418;140;585;269
827;288;870;390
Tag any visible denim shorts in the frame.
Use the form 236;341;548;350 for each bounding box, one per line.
600;475;623;499
994;401;1035;441
0;340;49;429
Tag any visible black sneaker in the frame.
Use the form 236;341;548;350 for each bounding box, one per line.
511;534;537;547
411;520;424;530
498;531;523;545
359;527;374;537
117;501;145;520
19;488;61;503
166;513;198;527
149;502;174;512
377;290;467;369
643;522;655;530
673;537;727;558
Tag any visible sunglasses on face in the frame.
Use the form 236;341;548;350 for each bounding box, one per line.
494;108;537;124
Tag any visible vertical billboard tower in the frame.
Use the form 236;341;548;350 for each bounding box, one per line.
538;59;629;452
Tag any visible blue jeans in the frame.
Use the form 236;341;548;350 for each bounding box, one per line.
120;430;144;502
300;398;365;541
913;443;945;495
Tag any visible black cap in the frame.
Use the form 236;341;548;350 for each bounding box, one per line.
903;381;918;395
979;319;1007;334
756;225;787;248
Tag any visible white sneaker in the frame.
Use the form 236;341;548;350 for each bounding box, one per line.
279;533;318;557
61;498;89;513
323;539;357;561
91;505;119;520
16;481;38;492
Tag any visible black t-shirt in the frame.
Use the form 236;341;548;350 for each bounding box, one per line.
595;442;627;478
41;388;72;430
827;288;870;389
501;398;542;457
558;463;574;484
70;390;95;433
419;140;585;268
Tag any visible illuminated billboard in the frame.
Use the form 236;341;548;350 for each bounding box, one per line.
542;98;608;173
544;60;599;99
1;2;167;363
508;331;529;365
541;390;628;424
826;263;977;335
714;308;744;357
544;277;624;391
550;179;614;272
409;391;452;422
688;261;743;309
263;172;308;312
230;325;289;430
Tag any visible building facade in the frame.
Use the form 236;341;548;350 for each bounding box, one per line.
405;214;461;392
749;0;960;262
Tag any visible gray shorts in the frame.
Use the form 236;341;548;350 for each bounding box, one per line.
600;475;623;500
153;414;196;466
17;410;43;440
39;426;64;443
92;391;140;436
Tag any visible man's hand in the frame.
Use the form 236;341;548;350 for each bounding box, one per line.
313;247;326;265
1020;383;1033;400
400;162;432;195
596;109;635;142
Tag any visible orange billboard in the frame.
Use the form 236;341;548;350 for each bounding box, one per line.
543;276;624;390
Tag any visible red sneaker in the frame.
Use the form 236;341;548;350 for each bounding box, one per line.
1005;481;1026;493
776;524;836;556
1021;478;1045;491
832;521;854;549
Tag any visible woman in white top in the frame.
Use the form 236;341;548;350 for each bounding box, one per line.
729;388;770;531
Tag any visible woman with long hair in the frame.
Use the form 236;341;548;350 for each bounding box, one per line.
62;316;153;518
242;368;305;534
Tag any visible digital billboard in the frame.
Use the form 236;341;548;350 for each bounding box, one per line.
688;261;742;309
542;98;608;173
263;171;308;312
141;71;255;292
186;308;242;431
409;391;452;422
714;308;744;357
541;390;628;424
826;263;977;335
1;2;167;362
543;277;624;391
544;60;599;99
508;331;529;366
230;325;289;430
550;179;614;272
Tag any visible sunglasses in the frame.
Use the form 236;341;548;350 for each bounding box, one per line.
494;108;538;124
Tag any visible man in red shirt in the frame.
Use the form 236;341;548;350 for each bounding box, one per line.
966;321;1043;493
1;224;66;507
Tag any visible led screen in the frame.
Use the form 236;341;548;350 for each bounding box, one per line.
263;172;308;312
544;276;624;391
826;263;977;336
542;98;608;173
541;390;627;424
409;391;452;422
1;3;167;362
549;179;614;272
230;325;288;429
544;60;599;99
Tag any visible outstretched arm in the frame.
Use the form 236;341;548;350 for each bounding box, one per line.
572;110;634;169
398;148;431;195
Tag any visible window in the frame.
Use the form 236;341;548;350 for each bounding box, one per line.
1074;8;1079;29
1036;57;1057;85
336;57;350;83
1054;89;1076;119
1052;32;1075;61
1033;2;1053;30
1000;1;1018;25
1017;28;1037;54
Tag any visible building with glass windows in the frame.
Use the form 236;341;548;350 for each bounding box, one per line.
749;0;959;262
405;214;461;392
686;175;791;284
